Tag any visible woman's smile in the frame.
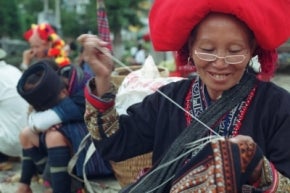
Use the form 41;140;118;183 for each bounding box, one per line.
208;71;231;82
190;13;253;99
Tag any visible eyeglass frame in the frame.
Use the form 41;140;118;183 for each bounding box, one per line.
194;50;247;64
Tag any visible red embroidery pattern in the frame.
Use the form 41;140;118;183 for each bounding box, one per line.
184;83;257;136
231;86;257;137
184;81;195;125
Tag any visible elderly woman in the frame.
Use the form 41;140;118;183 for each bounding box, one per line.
78;0;290;192
21;23;70;70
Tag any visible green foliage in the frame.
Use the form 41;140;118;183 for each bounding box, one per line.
105;0;148;34
0;0;150;61
0;0;22;38
18;0;43;31
62;0;98;38
61;0;148;39
0;0;44;38
0;0;149;39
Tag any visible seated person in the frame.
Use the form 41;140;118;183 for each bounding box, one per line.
15;59;112;193
0;48;29;170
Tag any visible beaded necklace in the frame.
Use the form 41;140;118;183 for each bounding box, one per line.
184;78;257;137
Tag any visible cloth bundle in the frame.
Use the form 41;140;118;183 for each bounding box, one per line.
17;61;64;111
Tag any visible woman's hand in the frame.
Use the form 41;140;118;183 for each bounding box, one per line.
21;49;34;69
229;135;263;184
77;34;114;96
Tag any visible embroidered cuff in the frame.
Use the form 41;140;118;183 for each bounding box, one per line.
85;101;119;140
99;108;119;138
258;157;278;192
84;78;116;112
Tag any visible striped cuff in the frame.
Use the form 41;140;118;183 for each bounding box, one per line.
84;78;115;112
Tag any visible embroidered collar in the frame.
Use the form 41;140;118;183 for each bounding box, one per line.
184;77;257;137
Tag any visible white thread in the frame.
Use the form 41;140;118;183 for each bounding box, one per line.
133;135;223;193
94;45;223;192
94;45;221;137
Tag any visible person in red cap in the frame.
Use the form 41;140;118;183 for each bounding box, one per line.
21;23;70;70
78;0;290;192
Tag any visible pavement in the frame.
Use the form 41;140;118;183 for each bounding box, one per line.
0;159;121;193
0;160;46;193
0;71;290;193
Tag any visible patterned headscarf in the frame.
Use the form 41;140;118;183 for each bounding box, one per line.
23;23;70;67
58;64;92;96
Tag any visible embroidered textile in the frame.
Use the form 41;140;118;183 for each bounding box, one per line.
170;138;263;193
185;76;257;137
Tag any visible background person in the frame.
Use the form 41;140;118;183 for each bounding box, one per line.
15;60;112;193
21;23;70;70
133;43;146;65
0;48;29;170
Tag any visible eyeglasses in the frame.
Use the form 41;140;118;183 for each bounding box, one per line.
194;50;246;64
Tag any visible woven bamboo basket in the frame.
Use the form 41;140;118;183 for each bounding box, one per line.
110;65;168;187
110;152;153;187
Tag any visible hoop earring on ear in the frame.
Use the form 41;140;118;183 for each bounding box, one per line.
186;56;198;77
187;57;194;66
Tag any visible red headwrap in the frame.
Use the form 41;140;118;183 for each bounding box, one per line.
23;23;55;42
23;23;70;67
149;0;290;80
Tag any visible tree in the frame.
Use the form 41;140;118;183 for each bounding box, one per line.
62;0;149;58
105;1;147;36
0;0;22;38
0;0;150;62
61;0;97;38
18;0;43;28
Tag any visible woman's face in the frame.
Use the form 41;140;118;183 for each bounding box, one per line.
190;13;255;100
29;32;50;58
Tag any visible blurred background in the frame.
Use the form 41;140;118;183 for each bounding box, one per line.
0;0;166;67
0;0;289;73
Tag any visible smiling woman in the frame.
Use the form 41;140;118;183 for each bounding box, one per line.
189;13;255;100
79;0;290;192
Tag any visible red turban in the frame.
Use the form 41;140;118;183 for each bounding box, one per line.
149;0;290;80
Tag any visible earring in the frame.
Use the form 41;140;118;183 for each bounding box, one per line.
185;57;195;71
186;56;198;77
249;56;261;73
187;57;194;66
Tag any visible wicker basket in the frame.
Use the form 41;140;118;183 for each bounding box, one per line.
109;65;168;187
110;152;153;187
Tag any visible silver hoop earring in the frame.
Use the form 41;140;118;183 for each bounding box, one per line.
187;57;194;66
